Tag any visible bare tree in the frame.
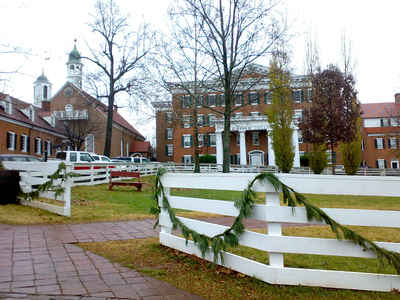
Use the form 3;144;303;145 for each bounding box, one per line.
83;0;154;157
171;0;286;172
61;119;103;151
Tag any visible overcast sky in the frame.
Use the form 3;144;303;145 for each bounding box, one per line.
1;0;400;141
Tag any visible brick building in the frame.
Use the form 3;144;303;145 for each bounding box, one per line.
360;95;400;169
0;43;147;159
153;65;309;166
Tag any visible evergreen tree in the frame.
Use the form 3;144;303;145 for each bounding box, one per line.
340;118;362;175
266;54;294;173
309;144;328;174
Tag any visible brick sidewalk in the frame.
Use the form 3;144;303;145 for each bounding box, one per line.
0;220;202;300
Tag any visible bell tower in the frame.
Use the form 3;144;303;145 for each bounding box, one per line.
66;40;83;88
33;71;52;107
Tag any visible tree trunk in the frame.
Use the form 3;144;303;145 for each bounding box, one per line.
193;107;200;173
104;93;114;157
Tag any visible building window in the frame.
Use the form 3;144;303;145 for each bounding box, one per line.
195;96;204;108
391;118;399;127
298;131;303;143
264;92;272;104
252;132;259;146
208;133;216;147
166;112;172;123
230;153;240;164
43;86;48;100
249;92;260;105
237;133;240;145
292;90;303;103
375;137;385;149
7;132;16;150
85;134;95;153
182;115;192;128
45;140;52;156
20;135;28;152
207;94;216;107
65;104;73;112
376;159;386;169
294;109;303;122
306;89;312;102
198;134;204;147
217;94;225;106
34;138;42;155
389;137;398;149
166;144;173;157
181;95;192;108
1;99;13;114
208;114;216;127
182;155;193;164
182;135;193;148
166;128;173;140
197;115;204;127
380;118;390;127
391;160;399;169
233;94;243;106
250;111;261;117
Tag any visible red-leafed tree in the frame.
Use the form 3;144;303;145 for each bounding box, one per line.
299;65;360;174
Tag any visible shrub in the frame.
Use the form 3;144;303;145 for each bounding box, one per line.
300;154;310;167
199;154;216;164
309;144;328;174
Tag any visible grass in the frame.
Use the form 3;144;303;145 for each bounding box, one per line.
78;236;400;300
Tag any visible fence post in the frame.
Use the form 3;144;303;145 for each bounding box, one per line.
63;164;72;217
159;186;173;234
90;164;94;185
266;192;284;268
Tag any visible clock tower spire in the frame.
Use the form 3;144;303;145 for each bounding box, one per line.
66;39;83;88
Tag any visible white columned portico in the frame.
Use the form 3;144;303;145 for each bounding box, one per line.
239;131;247;165
267;133;275;167
292;129;300;167
216;131;223;165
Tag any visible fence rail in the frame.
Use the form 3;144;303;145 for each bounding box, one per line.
159;172;400;292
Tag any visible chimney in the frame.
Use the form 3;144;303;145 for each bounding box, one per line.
42;101;51;112
395;93;400;104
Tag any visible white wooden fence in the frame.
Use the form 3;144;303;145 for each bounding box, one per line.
2;161;72;217
158;173;400;292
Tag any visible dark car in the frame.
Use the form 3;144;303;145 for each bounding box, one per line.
0;154;42;162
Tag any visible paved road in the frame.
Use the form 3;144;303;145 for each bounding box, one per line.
0;220;202;300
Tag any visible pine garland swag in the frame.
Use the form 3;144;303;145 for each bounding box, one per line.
151;169;400;273
21;162;73;201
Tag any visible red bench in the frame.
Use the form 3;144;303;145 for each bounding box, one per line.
109;171;143;191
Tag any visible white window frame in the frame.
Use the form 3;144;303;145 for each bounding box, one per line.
207;94;217;107
376;137;384;149
208;133;216;147
183;114;191;128
391;160;399;169
252;132;260;146
7;131;16;150
389;137;398;149
197;115;204;127
198;134;204;147
233;94;243;106
167;144;173;157
21;134;28;152
377;158;385;169
166;112;173;123
249;92;259;105
183;134;192;148
35;138;42;155
380;118;390;127
208;114;216;127
264;92;272;104
293;90;302;103
166;128;173;140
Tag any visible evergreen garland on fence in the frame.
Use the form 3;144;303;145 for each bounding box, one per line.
21;162;73;201
151;168;400;273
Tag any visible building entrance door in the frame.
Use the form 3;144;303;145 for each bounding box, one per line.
249;151;264;166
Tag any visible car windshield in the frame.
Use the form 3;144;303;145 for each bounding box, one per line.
92;156;100;161
101;156;111;162
80;153;94;162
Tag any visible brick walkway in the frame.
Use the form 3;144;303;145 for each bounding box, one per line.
0;220;203;300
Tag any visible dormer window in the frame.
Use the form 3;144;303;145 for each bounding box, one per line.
1;99;13;114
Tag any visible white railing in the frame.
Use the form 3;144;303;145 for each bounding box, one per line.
2;161;72;217
158;173;400;292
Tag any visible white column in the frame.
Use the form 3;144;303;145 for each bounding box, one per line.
292;129;300;167
267;132;275;166
239;131;247;165
216;131;223;165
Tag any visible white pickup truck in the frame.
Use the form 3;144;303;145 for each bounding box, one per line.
55;151;95;163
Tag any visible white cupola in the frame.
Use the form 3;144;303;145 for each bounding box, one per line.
66;40;83;88
33;71;52;107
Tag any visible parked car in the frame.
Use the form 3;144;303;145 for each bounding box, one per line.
90;153;112;162
111;156;149;163
55;151;94;163
0;154;41;162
